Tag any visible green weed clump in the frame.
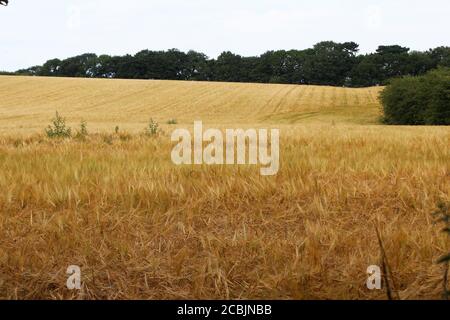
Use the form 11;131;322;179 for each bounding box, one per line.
75;120;88;140
45;112;72;138
145;118;159;136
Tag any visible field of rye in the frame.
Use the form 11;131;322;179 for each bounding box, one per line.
0;75;448;299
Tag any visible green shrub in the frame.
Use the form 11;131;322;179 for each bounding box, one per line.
45;112;72;138
75;120;88;140
381;68;450;125
145;118;159;136
80;120;88;135
167;119;178;125
423;70;450;125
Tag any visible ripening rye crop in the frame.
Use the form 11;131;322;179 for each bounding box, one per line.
0;75;448;300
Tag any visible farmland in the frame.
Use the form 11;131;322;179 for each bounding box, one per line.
0;75;448;299
0;76;382;132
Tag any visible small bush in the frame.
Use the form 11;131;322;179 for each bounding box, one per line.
145;118;159;136
45;112;72;138
115;126;120;134
167;119;178;125
80;120;88;135
75;120;88;140
381;68;450;125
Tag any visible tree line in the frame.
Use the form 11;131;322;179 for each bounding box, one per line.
13;41;450;87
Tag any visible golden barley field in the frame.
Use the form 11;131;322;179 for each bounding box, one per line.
0;75;449;300
0;75;382;132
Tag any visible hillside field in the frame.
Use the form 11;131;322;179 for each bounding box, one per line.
0;75;448;299
0;75;382;132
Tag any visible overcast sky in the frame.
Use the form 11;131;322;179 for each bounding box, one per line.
0;0;449;71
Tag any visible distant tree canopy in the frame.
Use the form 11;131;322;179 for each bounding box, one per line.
381;68;450;125
14;42;450;88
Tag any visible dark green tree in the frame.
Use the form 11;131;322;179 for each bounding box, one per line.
303;41;359;86
430;46;450;68
59;53;98;77
185;50;210;81
40;58;62;76
211;52;247;82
